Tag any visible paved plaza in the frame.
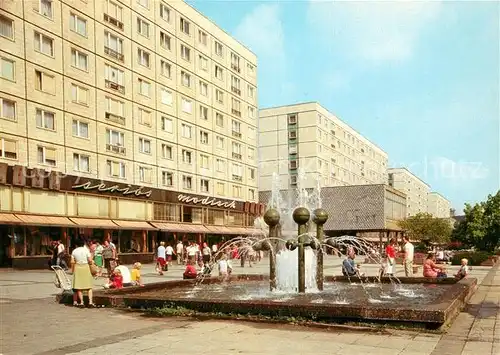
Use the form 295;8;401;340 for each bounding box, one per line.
0;257;498;355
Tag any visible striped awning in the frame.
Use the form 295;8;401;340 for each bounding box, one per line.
15;214;76;227
0;213;21;224
112;220;156;230
69;217;119;229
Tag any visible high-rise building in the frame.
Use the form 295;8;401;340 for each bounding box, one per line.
427;192;451;218
0;0;261;269
388;168;430;217
259;102;388;191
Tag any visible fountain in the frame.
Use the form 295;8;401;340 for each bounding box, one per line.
58;169;479;329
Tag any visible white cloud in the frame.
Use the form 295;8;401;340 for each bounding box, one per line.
307;0;442;63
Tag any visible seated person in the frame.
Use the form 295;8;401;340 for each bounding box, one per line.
131;262;144;286
114;261;134;287
104;268;123;289
183;261;198;279
423;252;447;278
455;258;469;280
342;255;358;277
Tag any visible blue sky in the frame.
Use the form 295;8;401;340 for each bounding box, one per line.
188;0;499;212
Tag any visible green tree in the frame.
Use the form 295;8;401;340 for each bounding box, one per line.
398;212;452;244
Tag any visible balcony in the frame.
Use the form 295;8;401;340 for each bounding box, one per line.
231;86;241;95
104;46;124;62
104;14;124;31
106;144;126;155
232;130;242;138
231;109;241;117
105;112;125;125
232;152;242;160
231;64;241;73
232;174;243;182
105;80;125;94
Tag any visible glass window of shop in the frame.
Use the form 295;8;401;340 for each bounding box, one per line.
207;208;225;225
119;230;147;253
11;226;26;256
182;206;203;223
153;203;180;221
226;211;244;226
25;226;61;256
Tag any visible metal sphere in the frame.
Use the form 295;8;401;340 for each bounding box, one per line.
312;208;328;225
292;207;310;225
263;208;280;227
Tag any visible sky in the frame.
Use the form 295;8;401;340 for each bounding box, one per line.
187;0;500;213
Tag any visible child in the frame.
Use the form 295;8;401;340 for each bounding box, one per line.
131;262;144;286
183;260;198;279
218;254;232;277
455;258;469;280
103;268;123;289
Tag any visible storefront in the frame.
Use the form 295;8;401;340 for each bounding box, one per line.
0;164;264;269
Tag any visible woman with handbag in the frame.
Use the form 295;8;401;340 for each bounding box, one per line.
71;238;96;307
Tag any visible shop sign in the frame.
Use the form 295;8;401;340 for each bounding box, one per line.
72;181;153;198
177;194;237;209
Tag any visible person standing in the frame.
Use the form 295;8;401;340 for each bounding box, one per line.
156;242;166;275
202;242;211;266
71;238;95;307
385;238;397;276
165;244;174;266
176;241;184;265
402;236;414;277
56;240;68;270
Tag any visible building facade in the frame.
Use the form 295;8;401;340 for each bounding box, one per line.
388;168;430;217
259;102;388;191
0;0;260;267
427;192;451;218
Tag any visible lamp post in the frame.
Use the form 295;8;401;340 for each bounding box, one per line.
313;208;328;291
292;207;311;293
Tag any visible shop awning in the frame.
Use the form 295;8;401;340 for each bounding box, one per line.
150;222;185;232
204;225;224;234
112;220;156;230
0;213;21;224
15;214;76;227
189;224;208;233
243;228;264;235
69;217;119;229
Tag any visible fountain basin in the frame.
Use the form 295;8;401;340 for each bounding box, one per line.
57;275;476;328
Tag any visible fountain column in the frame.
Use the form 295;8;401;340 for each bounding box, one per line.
313;208;328;291
260;209;280;291
292;207;310;293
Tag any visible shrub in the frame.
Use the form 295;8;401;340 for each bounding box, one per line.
451;251;491;266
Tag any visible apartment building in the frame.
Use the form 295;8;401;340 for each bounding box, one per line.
388;168;430;217
427;192;451;219
259;102;388;191
0;0;262;268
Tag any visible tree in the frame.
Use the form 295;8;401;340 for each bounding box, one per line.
398;212;453;244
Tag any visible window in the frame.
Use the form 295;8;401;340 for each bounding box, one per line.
160;31;171;50
159;3;171;22
161;88;172;105
161;171;173;186
231;98;241;116
247;63;255;76
35;70;55;94
37;146;56;166
289;145;297;154
106;160;126;178
138;78;150;96
137;0;149;9
180;18;190;35
248;189;255;200
182;150;192;164
104;31;123;61
105;64;124;86
70;13;87;36
161;116;172;132
200;154;209;169
216;112;224;127
181;123;192;138
0;58;14;81
289;130;297;139
247;147;255;159
0;138;17;159
181;71;191;87
180;44;190;61
105;96;124;117
160;60;171;78
231;75;241;95
137;48;150;67
182;175;192;190
215;65;223;80
138;107;151;126
106;129;125;154
34;31;54;56
231;120;241;135
71;49;88;71
216;158;225;172
233;185;242;198
70;83;88;105
161;144;172;159
215;90;223;104
199;105;208;120
36;108;55;130
137;17;149;37
106;0;123;23
216;182;225;195
72;119;89;138
290;160;298;169
216;136;224;149
231;52;240;72
248;168;255;180
199;55;208;71
199;81;208;96
0;97;16;120
34;0;53;19
0;15;14;40
248;85;255;99
198;30;207;46
138;137;151;154
248;106;255;119
73;153;90;172
181;98;192;114
214;41;223;56
200;179;209;192
232;142;242;159
199;131;208;144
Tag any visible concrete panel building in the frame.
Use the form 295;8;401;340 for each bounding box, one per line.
388;168;431;217
427;192;451;218
258;102;388;191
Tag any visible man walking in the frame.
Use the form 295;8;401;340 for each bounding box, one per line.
402;236;414;277
176;240;184;265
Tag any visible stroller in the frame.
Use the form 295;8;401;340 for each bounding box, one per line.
52;265;73;295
